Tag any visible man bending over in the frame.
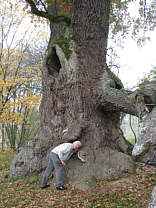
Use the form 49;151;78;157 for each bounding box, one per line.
40;141;82;190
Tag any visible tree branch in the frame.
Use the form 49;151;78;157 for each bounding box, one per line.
25;0;71;25
94;88;138;116
129;115;137;144
93;68;138;116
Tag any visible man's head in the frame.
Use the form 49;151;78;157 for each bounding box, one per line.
73;141;82;152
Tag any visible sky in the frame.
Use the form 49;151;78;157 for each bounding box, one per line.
118;30;156;88
114;0;156;89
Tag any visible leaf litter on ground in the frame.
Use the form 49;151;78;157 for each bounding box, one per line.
0;162;155;208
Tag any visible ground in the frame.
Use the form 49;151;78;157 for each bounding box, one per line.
0;162;155;208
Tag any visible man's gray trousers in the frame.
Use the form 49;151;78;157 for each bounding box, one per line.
41;152;66;187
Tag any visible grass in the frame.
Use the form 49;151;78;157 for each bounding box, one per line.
0;149;15;170
0;150;155;207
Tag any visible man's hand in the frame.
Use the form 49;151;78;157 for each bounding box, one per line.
61;160;66;166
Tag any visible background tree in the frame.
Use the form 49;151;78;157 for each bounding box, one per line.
0;0;47;149
139;66;156;84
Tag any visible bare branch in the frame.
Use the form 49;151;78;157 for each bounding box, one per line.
129;115;137;144
38;0;48;12
25;0;71;25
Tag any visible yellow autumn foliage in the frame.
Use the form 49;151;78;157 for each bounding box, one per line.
0;0;45;149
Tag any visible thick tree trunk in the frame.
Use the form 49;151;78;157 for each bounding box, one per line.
40;0;136;150
10;0;136;190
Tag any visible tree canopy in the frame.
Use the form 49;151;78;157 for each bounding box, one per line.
23;0;156;45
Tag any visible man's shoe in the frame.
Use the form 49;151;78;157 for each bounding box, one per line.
56;185;67;190
40;184;50;189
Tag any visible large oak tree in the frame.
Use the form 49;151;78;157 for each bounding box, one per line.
10;0;155;189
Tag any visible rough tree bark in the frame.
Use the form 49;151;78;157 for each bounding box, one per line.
131;81;156;165
10;0;137;190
